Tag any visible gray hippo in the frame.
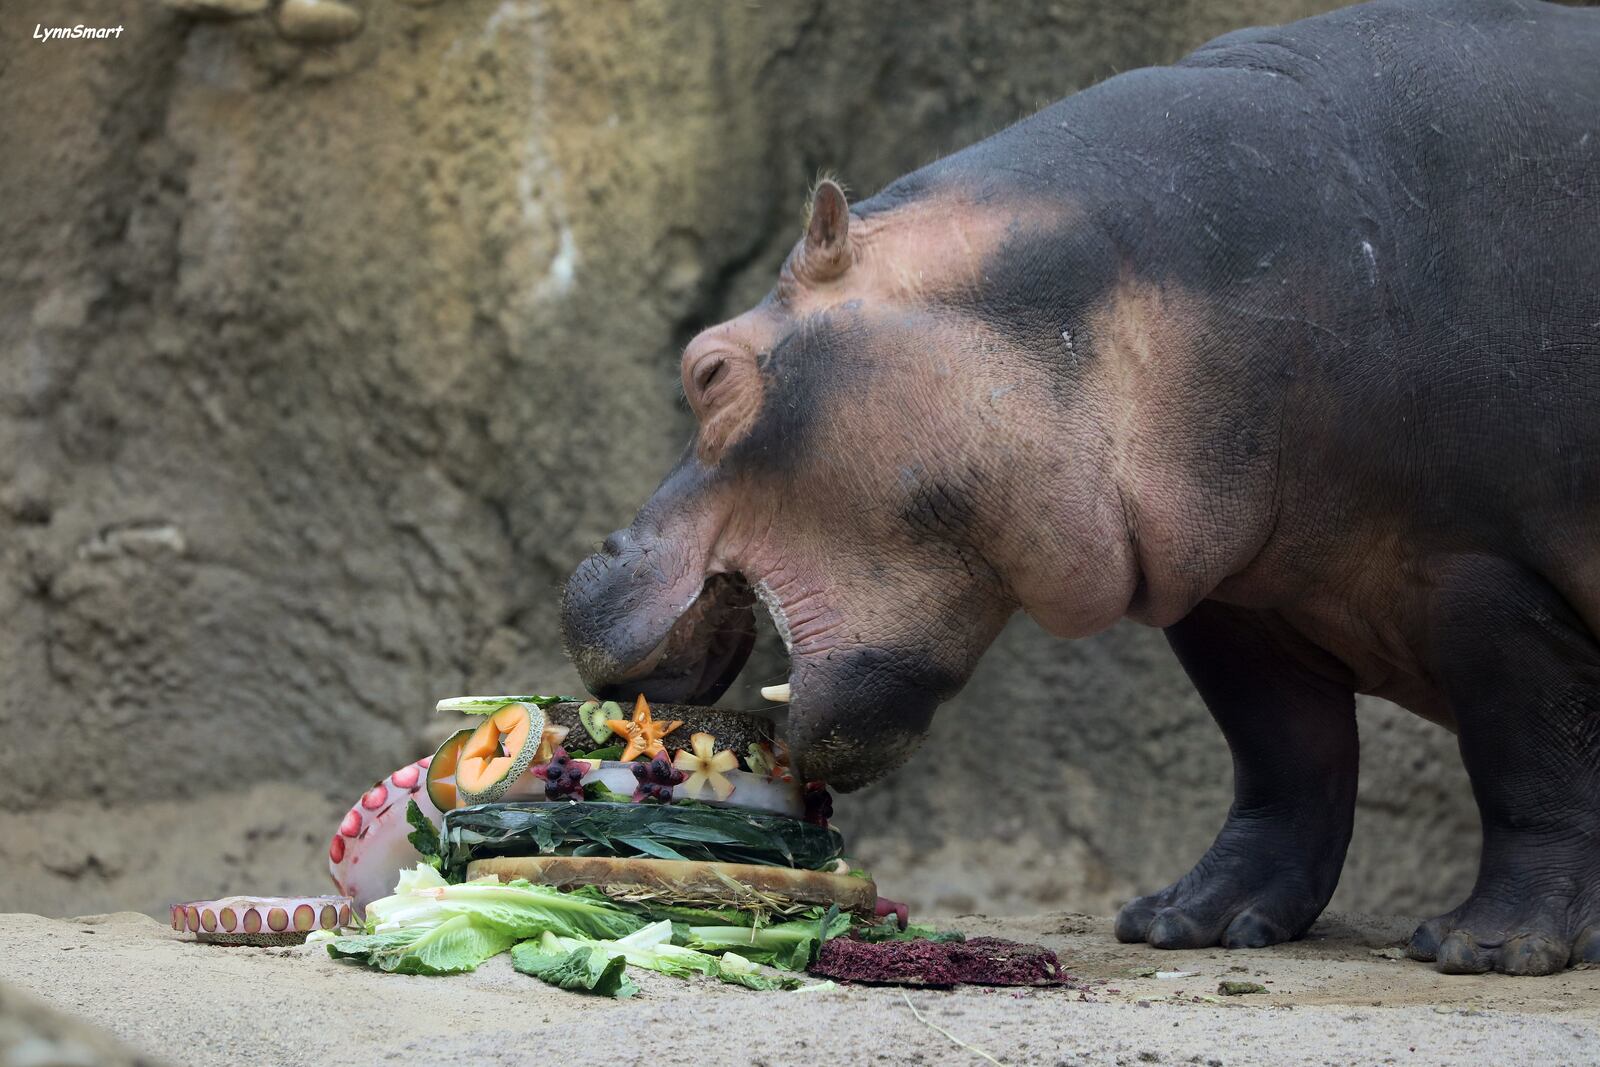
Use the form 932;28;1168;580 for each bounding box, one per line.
562;0;1600;975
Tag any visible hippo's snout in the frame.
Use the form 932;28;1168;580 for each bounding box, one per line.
787;645;961;790
561;528;757;706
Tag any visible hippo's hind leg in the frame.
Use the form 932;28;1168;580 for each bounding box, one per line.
1116;602;1358;950
1407;555;1600;976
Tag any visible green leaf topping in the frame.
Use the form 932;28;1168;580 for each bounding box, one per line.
405;799;444;871
435;695;571;715
442;802;845;871
568;743;625;762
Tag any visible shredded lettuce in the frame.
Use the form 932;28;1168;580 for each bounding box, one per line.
511;937;637;998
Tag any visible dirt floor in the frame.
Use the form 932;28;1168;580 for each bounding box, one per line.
4;909;1598;1067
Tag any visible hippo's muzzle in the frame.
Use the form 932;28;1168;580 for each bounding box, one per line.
561;525;757;706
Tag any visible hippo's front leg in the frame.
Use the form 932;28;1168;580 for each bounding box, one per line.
1116;602;1359;949
1406;556;1600;976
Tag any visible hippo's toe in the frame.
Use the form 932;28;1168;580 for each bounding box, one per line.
1114;865;1325;952
1409;893;1590;976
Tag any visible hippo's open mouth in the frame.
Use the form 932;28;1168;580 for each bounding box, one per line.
562;534;959;790
563;550;761;710
596;579;757;702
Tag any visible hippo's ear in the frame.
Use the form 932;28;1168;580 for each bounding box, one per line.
801;178;851;281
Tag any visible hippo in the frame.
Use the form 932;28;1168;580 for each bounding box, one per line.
561;0;1600;975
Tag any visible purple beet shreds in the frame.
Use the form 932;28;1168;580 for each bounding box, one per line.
810;936;1064;987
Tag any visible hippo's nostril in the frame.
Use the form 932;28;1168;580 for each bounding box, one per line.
601;531;630;557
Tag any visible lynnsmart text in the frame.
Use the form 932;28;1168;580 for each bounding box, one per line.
33;24;126;41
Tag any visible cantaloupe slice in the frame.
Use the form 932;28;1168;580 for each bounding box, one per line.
456;702;544;804
425;728;475;812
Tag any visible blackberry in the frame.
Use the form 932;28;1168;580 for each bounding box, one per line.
534;747;588;800
630;751;686;803
803;780;833;826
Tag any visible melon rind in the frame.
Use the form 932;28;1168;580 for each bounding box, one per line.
456;702;545;804
425;728;474;813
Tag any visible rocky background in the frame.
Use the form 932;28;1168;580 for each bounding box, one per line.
1;0;1484;920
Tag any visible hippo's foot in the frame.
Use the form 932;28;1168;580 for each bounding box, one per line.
1416;555;1600;976
1114;815;1341;949
1125;601;1358;952
1407;838;1600;976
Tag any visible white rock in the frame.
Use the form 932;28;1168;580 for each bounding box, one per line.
276;0;363;42
162;0;269;16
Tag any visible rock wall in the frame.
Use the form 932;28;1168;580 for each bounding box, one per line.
0;0;1478;919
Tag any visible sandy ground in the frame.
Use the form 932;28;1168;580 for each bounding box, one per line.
4;910;1599;1067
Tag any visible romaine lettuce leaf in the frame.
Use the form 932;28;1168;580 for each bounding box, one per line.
686;907;850;971
853;919;966;943
511;939;637;998
326;914;514;975
545;920;719;979
714;951;804;991
363;864;643;941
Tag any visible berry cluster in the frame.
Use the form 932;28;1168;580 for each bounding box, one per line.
632;752;686;803
802;780;833;827
534;748;590;800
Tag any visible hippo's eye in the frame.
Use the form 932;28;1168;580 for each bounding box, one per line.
681;340;760;461
695;358;727;396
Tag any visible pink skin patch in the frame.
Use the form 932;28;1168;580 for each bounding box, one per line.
418;755;432;769
331;758;449;908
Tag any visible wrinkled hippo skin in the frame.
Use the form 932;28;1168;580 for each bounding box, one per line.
562;0;1600;974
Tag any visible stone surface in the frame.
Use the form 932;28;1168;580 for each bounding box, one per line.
0;979;166;1067
4;910;1600;1067
0;0;1478;924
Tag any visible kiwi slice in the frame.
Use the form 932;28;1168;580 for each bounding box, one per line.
577;700;619;744
456;702;545;804
426;728;475;812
